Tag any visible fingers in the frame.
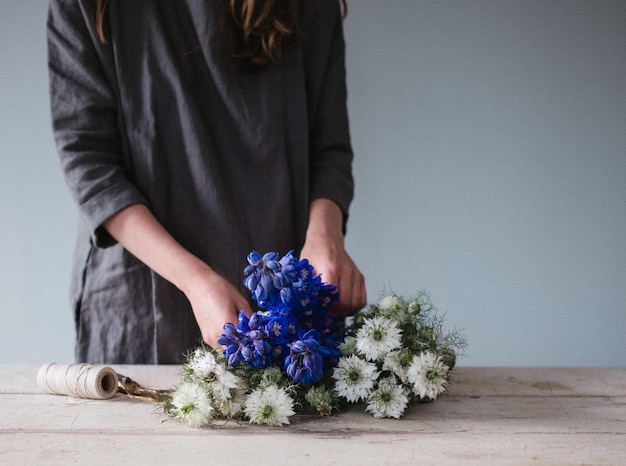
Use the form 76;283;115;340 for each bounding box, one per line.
188;274;251;349
302;249;367;316
327;262;366;316
201;305;238;349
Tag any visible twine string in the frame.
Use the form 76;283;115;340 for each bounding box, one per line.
37;363;118;400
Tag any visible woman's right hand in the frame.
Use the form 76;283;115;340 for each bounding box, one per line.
183;266;252;348
103;204;252;349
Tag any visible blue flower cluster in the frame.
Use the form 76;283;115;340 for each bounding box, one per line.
218;250;344;385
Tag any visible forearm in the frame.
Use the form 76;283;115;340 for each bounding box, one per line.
305;198;345;246
103;203;251;346
103;204;213;295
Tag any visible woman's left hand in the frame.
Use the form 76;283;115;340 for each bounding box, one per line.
300;199;367;315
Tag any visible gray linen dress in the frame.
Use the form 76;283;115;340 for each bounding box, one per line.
47;0;354;364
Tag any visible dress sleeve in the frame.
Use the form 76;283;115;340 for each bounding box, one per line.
304;1;355;229
47;0;148;247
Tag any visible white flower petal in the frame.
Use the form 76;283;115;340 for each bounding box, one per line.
377;295;401;311
382;350;409;384
406;351;449;400
355;316;402;361
366;377;409;418
244;385;295;426
332;355;380;403
170;382;213;427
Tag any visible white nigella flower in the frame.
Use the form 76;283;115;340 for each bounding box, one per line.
406;351;449;400
244;385;295;426
210;366;240;400
189;348;238;400
332;354;380;403
170;382;213;428
377;295;401;312
217;386;247;418
382;349;409;383
366;377;409;419
189;348;218;377
355;316;402;361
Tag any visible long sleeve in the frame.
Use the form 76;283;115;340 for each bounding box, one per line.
48;0;147;247
302;1;354;226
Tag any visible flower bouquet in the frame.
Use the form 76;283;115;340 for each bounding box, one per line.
161;251;466;427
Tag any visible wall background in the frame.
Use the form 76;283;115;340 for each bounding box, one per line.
1;1;624;366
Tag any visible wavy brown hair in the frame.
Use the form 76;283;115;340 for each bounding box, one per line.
95;0;109;44
227;0;298;66
94;0;349;67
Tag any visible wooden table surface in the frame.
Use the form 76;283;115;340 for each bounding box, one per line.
1;365;625;465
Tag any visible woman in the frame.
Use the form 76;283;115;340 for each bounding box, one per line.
48;0;366;364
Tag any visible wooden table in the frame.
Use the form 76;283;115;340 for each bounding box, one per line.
1;365;625;465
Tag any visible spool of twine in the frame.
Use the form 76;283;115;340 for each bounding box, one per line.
37;363;119;400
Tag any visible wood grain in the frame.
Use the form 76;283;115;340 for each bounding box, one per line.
1;365;624;464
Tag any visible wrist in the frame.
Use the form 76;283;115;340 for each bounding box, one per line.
176;257;216;297
306;198;345;243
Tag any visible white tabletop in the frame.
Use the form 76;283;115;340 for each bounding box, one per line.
2;365;625;465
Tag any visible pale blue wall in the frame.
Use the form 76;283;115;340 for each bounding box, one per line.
1;2;624;366
343;0;626;366
1;3;75;363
